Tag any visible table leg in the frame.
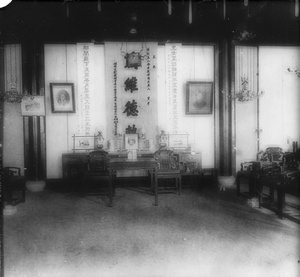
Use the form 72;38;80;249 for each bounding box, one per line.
154;171;158;206
236;174;241;196
109;171;113;207
149;169;154;193
277;185;284;219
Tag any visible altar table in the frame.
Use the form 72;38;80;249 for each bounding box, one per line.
109;157;158;206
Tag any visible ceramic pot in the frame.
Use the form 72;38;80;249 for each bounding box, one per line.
217;175;236;191
26;180;46;192
3;205;17;216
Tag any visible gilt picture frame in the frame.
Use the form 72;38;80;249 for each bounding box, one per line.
186;82;213;115
124;134;139;150
124;52;142;69
50;83;75;113
168;134;189;149
21;96;45;116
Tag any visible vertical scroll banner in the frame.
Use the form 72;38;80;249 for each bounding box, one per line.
77;43;96;135
104;42;158;143
165;43;182;134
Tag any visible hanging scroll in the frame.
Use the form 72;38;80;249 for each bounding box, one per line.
165;43;181;134
77;43;95;135
104;42;158;143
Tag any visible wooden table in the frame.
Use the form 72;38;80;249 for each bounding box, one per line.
109;157;158;206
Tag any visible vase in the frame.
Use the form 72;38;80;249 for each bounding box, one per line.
217;175;236;191
25;180;46;192
3;205;17;216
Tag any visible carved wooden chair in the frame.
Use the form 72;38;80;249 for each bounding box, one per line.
154;148;181;195
236;161;261;198
282;151;300;194
258;147;284;176
80;150;111;203
237;147;284;199
268;149;300;223
252;147;290;219
2;167;26;206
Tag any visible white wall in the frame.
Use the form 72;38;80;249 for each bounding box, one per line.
44;43;215;178
235;46;300;171
5;44;298;178
157;45;215;168
45;44;106;178
259;46;300;151
234;46;258;170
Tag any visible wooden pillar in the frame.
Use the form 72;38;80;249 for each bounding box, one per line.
218;39;232;176
22;43;46;181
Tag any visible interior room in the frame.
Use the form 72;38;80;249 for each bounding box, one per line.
0;1;299;276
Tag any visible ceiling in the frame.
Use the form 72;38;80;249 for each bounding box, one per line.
1;0;299;44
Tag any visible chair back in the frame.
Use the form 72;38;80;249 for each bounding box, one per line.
2;167;21;183
154;148;179;171
87;150;109;173
283;152;299;171
257;147;284;175
2;167;21;177
240;161;260;172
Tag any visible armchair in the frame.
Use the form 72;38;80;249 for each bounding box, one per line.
80;150;112;204
2;167;26;206
236;147;284;198
236;161;261;198
257;147;284;176
256;147;295;220
273;149;300;223
154;147;181;195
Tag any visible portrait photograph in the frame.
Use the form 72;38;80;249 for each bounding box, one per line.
186;82;213;115
124;134;139;150
50;83;75;113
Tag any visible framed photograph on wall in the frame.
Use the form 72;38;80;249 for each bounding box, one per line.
50;83;75;113
21;96;45;116
186;82;213;115
124;134;139;150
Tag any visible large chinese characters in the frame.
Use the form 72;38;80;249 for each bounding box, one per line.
123;100;139;116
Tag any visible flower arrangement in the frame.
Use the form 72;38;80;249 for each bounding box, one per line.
287;68;300;78
230;77;263;102
0;89;34;103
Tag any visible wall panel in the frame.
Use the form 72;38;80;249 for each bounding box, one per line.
45;44;106;178
259;46;300;151
45;45;76;178
157;45;215;168
3;45;24;173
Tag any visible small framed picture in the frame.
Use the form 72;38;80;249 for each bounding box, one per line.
168;134;189;149
21;96;45;116
50;83;75;113
73;136;95;151
124;134;139;150
186;82;213;115
124;52;141;69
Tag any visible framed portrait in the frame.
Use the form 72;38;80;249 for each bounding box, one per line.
186;82;213;115
124;134;139;150
124;51;141;69
21;96;45;116
50;83;75;113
